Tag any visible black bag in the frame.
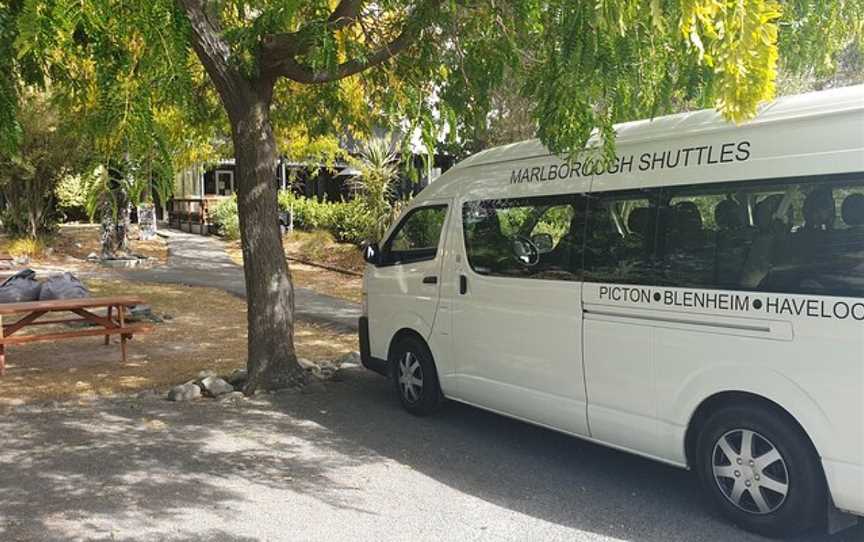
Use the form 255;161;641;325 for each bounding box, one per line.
0;269;42;303
38;272;90;301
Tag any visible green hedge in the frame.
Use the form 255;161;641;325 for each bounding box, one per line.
212;191;380;245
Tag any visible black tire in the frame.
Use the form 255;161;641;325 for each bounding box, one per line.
390;335;443;416
695;402;826;538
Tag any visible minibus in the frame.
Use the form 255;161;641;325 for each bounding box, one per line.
358;85;864;537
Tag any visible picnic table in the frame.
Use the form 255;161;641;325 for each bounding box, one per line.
0;296;152;376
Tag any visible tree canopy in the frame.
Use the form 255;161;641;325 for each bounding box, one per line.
3;1;861;165
2;0;862;391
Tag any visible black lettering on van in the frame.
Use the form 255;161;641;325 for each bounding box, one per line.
736;140;751;161
639;153;651;171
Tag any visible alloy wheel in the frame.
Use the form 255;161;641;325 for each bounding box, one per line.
712;429;790;515
398;352;424;403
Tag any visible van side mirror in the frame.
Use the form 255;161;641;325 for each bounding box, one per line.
362;242;381;265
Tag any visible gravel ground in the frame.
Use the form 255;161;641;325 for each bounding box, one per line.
0;366;860;542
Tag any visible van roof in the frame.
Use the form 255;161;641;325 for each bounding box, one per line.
451;84;864;172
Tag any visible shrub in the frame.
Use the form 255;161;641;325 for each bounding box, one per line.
55;172;98;221
5;236;47;258
210;196;241;240
330;198;376;244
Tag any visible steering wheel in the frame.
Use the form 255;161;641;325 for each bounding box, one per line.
512;235;540;266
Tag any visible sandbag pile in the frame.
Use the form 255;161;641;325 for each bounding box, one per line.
0;269;90;303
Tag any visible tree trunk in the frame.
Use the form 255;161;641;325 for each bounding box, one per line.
232;99;307;392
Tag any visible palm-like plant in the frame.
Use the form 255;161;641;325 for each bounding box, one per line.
350;137;402;241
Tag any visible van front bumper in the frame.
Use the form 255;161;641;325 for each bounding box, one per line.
823;459;864;516
359;317;388;376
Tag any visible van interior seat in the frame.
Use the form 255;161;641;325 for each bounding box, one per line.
838;193;864;255
713;198;753;288
841;193;864;227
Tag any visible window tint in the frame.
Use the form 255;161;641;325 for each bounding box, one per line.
384;205;447;264
583;190;662;285
463;195;586;281
584;173;864;297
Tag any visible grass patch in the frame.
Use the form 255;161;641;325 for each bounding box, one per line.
0;277;357;404
0;224;168;268
227;229;364;304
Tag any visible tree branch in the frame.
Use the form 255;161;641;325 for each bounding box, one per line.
176;0;258;117
259;0;367;60
260;1;440;84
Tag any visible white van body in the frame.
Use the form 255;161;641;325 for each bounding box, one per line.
360;85;864;527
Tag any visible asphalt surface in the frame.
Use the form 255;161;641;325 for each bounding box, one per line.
123;229;361;332
0;366;860;542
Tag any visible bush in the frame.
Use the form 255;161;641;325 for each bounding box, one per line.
210;196;241;240
5;236;47;258
210;191;389;245
329;198;375;244
55;173;98;221
277;191;378;244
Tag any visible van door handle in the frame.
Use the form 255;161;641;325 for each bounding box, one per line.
422;275;438;284
459;275;468;295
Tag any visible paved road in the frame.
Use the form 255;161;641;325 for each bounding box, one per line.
123;229;361;332
0;366;860;542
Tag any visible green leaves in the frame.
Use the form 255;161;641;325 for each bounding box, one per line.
4;0;861;187
681;0;782;123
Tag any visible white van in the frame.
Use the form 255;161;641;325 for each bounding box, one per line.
358;85;864;537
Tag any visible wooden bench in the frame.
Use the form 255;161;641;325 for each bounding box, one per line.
0;296;153;376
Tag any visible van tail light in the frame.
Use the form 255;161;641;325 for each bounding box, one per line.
361;291;368;317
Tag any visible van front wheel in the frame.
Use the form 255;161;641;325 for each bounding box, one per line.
390;336;442;416
695;403;826;538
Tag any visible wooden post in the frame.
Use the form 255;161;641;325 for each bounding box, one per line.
119;305;127;363
105;305;113;345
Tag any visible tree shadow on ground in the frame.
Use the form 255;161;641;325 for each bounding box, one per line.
268;368;863;542
0;368;860;541
0;395;382;541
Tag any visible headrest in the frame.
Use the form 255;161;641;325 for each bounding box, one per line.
803;187;835;229
842;193;864;227
673;201;702;231
714;199;747;230
754;194;784;231
627;207;653;236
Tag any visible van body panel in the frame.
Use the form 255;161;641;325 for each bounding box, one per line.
362;85;864;519
365;200;452;363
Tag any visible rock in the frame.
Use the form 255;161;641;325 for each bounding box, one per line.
167;382;201;401
196;369;217;380
162;314;174;321
218;391;246;403
296;357;315;369
86;252;99;260
129;304;153;317
335;351;361;366
225;368;247;386
200;376;234;397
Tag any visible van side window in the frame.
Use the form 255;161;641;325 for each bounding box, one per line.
583;190;663;285
584;173;864;297
383;205;448;265
462;195;586;281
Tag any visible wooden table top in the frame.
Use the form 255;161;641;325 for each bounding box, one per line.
0;296;145;315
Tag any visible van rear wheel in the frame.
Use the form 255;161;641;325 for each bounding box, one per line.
695;403;826;538
390;336;442;416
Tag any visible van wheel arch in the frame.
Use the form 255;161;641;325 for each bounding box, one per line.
387;329;434;379
684;391;822;472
